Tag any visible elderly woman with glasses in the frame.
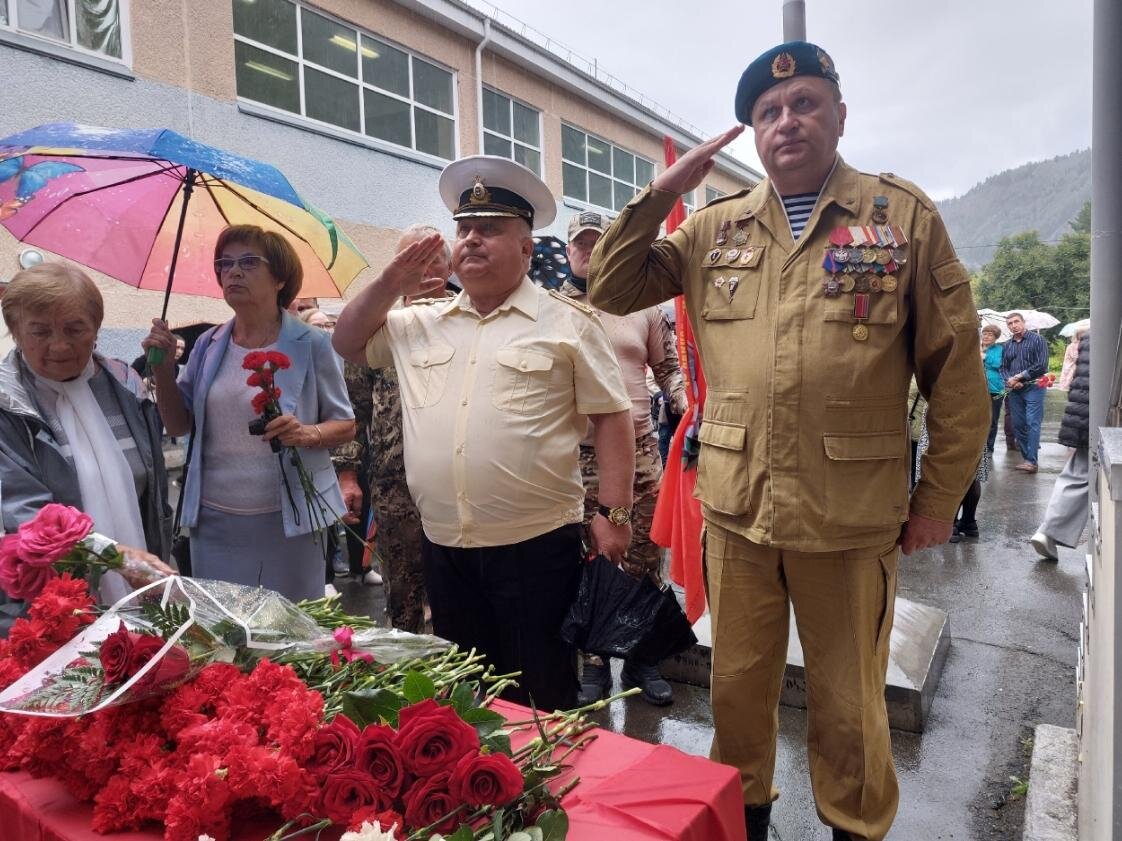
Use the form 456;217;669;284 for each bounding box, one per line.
143;225;355;601
0;263;174;614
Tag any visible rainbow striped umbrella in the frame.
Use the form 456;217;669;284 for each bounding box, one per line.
0;123;367;318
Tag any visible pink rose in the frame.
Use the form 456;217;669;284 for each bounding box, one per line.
0;558;57;601
17;504;93;566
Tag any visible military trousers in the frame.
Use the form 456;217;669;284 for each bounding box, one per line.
368;472;427;634
706;524;899;841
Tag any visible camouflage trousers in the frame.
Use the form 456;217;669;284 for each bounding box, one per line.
367;468;427;634
579;432;663;581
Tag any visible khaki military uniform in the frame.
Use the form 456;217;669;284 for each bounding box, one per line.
331;363;427;634
588;157;989;840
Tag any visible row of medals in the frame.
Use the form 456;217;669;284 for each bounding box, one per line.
822;197;909;342
707;221;753;302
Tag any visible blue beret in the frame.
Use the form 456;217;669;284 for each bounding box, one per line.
735;41;840;125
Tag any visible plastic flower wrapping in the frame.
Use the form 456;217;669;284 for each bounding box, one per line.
0;576;450;716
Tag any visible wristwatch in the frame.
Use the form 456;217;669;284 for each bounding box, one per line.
597;504;633;526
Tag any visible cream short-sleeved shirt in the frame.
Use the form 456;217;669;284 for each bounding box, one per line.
367;277;630;548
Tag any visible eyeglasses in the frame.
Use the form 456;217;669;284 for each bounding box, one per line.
214;255;270;274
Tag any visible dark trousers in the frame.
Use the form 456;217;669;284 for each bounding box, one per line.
986;394;1004;454
422;524;583;712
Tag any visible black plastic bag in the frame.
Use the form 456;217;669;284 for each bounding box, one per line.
560;555;697;662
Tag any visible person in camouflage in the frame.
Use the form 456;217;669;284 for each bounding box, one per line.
332;225;452;632
561;211;688;706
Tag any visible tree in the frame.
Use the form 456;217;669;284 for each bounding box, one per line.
973;202;1090;321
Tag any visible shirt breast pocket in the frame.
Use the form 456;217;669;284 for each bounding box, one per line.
403;343;455;409
492;345;555;415
700;246;764;321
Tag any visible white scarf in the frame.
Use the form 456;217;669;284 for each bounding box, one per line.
36;359;148;554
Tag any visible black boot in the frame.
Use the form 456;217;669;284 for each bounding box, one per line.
832;831;854;841
577;658;612;705
745;803;771;841
948;521;962;543
621;658;673;706
959;519;979;539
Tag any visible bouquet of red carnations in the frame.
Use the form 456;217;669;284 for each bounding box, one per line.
1035;372;1057;388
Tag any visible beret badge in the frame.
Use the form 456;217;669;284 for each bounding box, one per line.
771;52;796;79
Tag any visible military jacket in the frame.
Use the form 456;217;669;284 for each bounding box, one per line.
588;157;989;551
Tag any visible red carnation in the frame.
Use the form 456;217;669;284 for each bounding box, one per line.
319;768;391;825
395;698;480;777
355;723;407;797
100;621;135;684
448;751;524;808
17;503;93;566
251;391;272;415
403;771;462;835
305;713;361;778
243;350;268;370
348;807;405;833
265;350;292;369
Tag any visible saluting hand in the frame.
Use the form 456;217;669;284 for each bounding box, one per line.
380;233;447;300
653;125;746;196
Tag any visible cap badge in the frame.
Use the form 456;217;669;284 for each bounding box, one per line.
771;52;796;79
469;176;491;205
817;48;836;78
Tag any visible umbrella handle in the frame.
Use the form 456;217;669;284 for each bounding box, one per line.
147;346;166;367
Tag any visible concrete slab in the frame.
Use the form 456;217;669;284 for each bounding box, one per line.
659;596;951;732
1022;724;1077;841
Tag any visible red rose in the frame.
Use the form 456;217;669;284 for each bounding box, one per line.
306;714;361;778
130;637;191;692
448;751;524;808
395;699;480;777
17;504;93;566
319;768;390;825
100;621;135;684
355;723;407;797
403;771;462;835
265;350;292;370
243;351;268;370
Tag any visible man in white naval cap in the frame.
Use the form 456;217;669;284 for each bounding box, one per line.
334;156;635;710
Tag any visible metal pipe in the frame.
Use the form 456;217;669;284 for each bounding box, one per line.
475;17;493;155
1092;0;1122;451
782;0;806;41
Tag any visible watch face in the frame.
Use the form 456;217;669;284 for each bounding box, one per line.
609;508;630;525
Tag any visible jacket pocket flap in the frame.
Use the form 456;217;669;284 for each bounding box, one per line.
698;419;747;450
495;346;554;372
823;432;904;461
932;259;971;290
409;343;455;368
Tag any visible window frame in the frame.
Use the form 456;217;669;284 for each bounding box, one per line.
481;85;543;175
232;0;459;165
561;123;655;214
0;0;133;70
705;185;726;205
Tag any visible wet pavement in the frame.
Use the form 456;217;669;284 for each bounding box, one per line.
330;391;1081;840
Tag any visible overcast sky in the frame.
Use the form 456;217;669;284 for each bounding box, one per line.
476;0;1093;200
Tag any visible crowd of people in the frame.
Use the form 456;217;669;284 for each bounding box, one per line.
0;37;1092;841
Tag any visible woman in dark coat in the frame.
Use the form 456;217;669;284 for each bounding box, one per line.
1031;333;1090;560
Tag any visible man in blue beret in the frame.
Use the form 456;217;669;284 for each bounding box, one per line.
588;42;989;841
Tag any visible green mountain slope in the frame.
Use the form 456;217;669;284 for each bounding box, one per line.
936;149;1091;269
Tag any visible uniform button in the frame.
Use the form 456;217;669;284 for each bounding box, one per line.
456;445;464;454
461;399;468;406
423;356;429;364
470;356;477;364
520;361;528;370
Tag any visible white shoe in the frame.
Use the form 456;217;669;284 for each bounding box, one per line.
325;583;340;597
362;570;383;586
1030;531;1059;561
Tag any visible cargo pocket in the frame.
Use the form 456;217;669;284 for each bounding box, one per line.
492;345;555;414
694;419;751;515
404;343;455;409
822;431;908;527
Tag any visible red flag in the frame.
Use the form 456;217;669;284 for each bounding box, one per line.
650;137;708;623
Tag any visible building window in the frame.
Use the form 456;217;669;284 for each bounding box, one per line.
561;124;654;212
705;186;725;205
232;0;456;160
482;87;541;175
1;0;125;61
681;190;694;215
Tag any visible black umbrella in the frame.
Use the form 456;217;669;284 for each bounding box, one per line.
530;235;571;290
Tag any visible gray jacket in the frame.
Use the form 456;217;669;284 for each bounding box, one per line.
0;350;173;558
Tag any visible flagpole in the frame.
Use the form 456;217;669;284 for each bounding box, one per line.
782;0;806;40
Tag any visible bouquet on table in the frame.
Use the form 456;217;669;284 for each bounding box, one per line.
0;508;606;841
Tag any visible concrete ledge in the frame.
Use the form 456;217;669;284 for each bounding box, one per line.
1023;724;1077;841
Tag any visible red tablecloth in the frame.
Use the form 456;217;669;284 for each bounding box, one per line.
0;700;745;841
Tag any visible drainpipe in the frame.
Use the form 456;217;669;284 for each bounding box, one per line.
782;0;806;41
475;17;493;156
